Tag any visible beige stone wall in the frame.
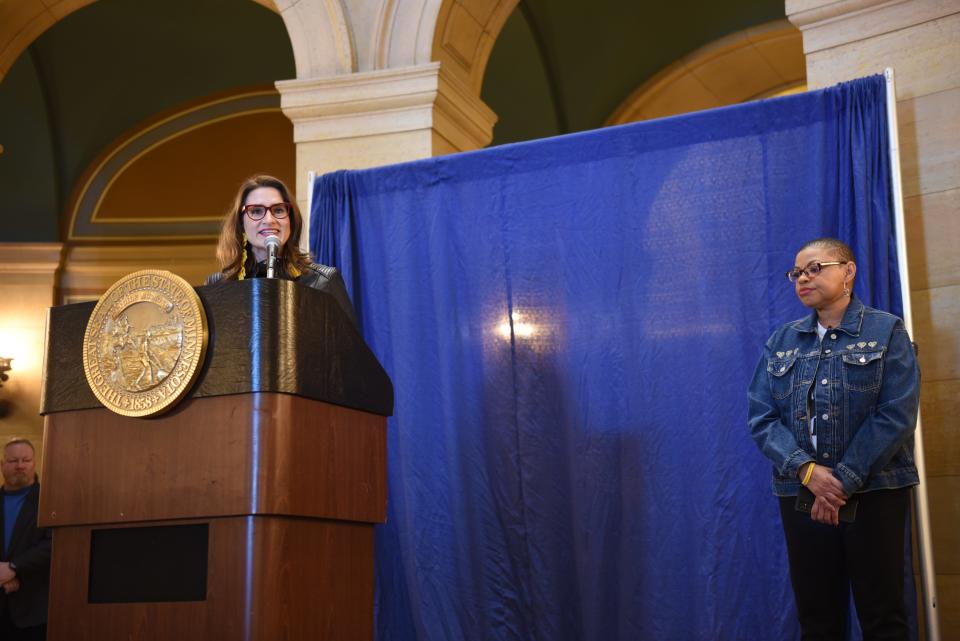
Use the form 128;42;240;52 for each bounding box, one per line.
787;1;960;637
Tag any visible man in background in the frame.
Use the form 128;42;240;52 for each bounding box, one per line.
0;438;51;641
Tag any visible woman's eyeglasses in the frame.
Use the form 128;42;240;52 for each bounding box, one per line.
242;203;291;220
786;261;847;283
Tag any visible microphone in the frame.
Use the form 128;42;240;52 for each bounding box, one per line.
265;235;281;279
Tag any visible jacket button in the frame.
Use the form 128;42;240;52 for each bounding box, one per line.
822;452;830;459
825;349;831;354
830;333;837;340
821;413;829;420
821;378;828;385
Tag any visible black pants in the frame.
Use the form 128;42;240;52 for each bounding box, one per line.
0;603;46;641
779;487;911;641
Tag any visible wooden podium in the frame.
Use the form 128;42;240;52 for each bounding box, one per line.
39;278;393;640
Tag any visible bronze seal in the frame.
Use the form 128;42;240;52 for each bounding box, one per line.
83;270;208;417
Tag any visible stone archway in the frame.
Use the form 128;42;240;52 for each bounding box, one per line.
0;0;96;81
0;0;349;84
272;0;355;77
606;20;806;125
428;0;518;91
1;0;520;138
294;0;521;89
269;0;521;250
273;0;522;173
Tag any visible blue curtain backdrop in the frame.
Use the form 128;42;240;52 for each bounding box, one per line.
311;75;911;641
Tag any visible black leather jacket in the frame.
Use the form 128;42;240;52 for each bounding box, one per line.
206;260;359;328
0;483;51;628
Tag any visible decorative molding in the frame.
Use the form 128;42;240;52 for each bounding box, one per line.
276;62;496;150
277;64;442;141
786;0;907;26
67;90;283;241
786;0;959;54
434;63;498;150
0;243;63;276
59;243;218;297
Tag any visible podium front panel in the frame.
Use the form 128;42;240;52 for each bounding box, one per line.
40;393;387;527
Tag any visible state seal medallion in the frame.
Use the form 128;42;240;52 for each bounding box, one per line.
82;270;208;417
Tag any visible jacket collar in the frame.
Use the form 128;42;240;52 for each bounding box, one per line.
0;481;39;499
1;482;39;556
793;294;865;337
249;256;293;280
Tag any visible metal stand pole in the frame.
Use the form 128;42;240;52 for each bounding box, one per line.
884;66;940;641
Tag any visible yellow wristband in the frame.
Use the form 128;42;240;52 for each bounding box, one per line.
801;463;815;486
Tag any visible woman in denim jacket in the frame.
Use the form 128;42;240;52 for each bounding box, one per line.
748;237;920;641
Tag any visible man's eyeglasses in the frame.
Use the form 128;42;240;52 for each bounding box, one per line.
786;261;847;283
242;203;291;221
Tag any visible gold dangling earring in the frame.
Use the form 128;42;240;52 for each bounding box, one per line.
239;233;248;280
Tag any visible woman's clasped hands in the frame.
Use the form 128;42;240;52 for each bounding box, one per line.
802;463;847;526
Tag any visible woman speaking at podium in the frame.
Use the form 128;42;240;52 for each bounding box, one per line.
206;175;358;326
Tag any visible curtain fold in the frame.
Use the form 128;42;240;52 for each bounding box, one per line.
310;74;911;641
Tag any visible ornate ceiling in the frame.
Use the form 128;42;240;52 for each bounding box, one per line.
0;0;788;242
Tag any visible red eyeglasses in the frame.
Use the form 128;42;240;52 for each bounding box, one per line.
242;203;291;221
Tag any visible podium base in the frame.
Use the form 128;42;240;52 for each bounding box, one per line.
48;516;375;641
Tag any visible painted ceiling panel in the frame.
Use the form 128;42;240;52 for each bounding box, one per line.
69;91;293;239
0;50;59;242
483;0;787;145
0;0;294;241
94;110;294;222
1;0;788;240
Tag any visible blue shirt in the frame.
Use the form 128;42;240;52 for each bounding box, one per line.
3;485;31;557
747;295;920;497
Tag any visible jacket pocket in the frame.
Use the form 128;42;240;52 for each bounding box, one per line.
767;355;797;400
841;350;884;391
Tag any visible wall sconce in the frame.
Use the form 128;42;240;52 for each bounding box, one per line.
0;357;11;387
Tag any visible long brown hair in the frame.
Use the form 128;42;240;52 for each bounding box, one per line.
215;175;313;280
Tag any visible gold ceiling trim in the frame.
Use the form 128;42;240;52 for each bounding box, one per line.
67;90;278;240
89;108;282;224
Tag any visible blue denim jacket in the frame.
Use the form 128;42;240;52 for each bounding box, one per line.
748;295;920;497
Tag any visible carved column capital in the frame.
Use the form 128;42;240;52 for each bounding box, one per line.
276;62;496;152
